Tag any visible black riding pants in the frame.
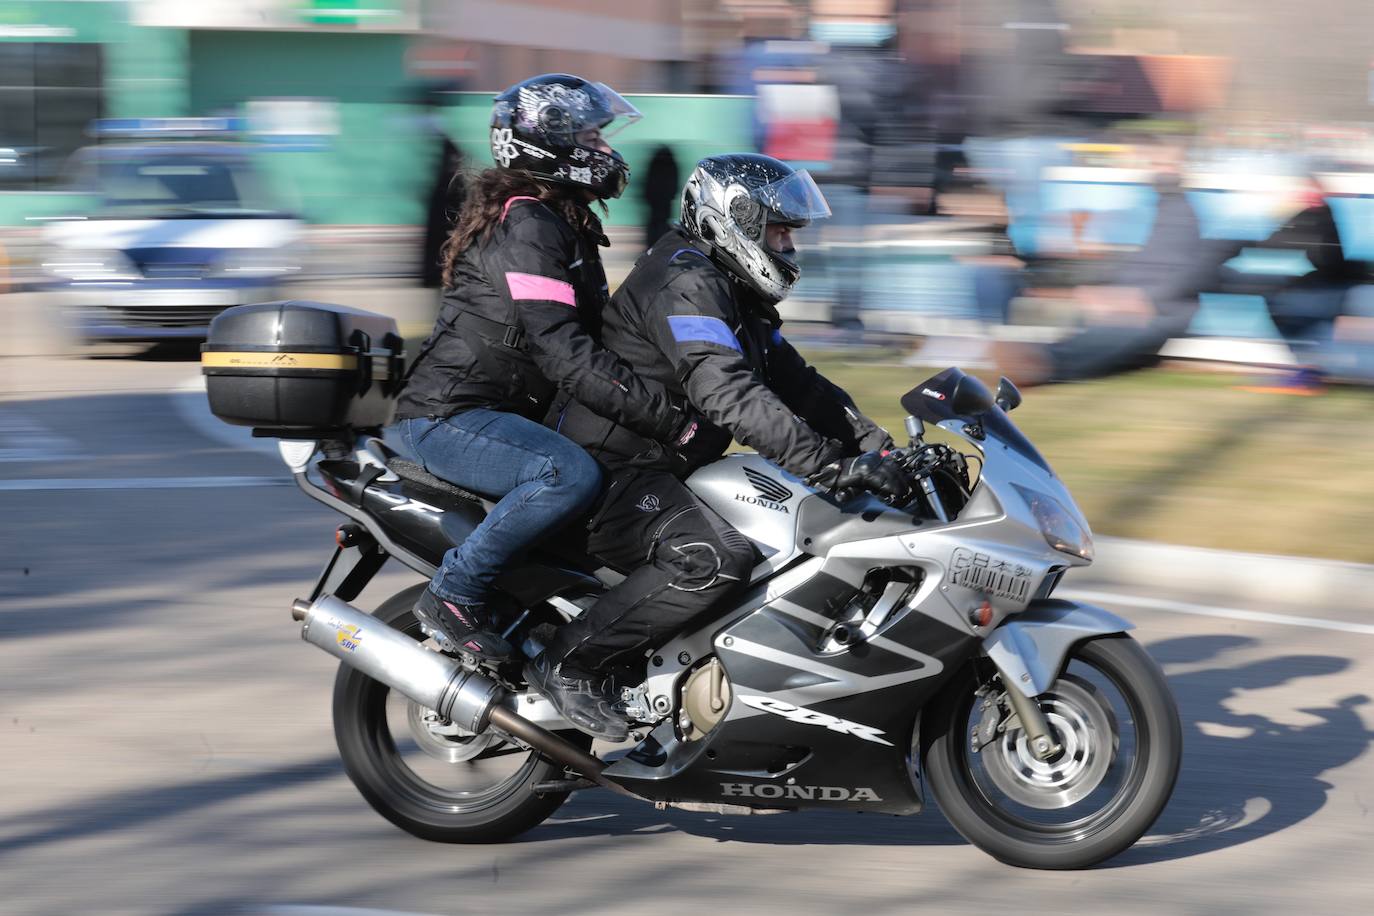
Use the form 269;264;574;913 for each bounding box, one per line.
548;467;756;675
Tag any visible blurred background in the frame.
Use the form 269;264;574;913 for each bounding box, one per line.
3;0;1374;552
5;6;1374;913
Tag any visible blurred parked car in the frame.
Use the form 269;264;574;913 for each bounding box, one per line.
41;129;301;345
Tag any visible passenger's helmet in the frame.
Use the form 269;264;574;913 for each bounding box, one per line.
489;73;641;199
679;153;831;303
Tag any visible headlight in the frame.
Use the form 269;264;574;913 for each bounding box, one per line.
209;249;301;279
1012;484;1094;560
42;249;139;281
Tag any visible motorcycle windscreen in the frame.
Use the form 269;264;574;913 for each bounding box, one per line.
901;367;1051;472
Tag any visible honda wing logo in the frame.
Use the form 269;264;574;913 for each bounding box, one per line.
738;467;793;513
745;467;793;502
737;695;894;746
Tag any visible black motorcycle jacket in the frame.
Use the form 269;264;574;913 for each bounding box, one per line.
550;228;892;477
396;199;683;442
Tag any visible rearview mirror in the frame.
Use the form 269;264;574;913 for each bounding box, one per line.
995;377;1022;412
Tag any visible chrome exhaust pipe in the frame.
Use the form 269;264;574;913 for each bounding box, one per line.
291;595;632;797
296;594;502;733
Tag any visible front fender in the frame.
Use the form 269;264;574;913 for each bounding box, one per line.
982;598;1133;697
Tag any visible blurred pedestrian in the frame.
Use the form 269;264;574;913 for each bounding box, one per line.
961;0;1086;260
995;164;1371;388
640;144;679;249
418;86;468;289
811;43;899;333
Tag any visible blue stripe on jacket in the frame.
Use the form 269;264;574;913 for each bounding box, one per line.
666;314;742;352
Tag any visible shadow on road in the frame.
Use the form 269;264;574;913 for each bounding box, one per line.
0;757;342;859
1108;633;1372;866
523;632;1373;862
1;608;1367;870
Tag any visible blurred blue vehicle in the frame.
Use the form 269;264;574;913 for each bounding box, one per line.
41;130;301;344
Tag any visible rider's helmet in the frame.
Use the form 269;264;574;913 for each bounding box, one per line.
489;73;641;200
679;153;831;303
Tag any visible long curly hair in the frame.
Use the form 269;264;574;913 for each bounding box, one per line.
440;169;604;288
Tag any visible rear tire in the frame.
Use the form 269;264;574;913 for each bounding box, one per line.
332;583;593;843
922;634;1181;869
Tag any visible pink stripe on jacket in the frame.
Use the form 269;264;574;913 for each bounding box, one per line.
506;271;576;306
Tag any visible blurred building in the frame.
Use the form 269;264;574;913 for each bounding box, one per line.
8;0;1374;234
0;0;757;230
423;0;689;91
1058;0;1374;123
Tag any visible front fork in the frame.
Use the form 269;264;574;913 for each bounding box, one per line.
979;598;1136;761
993;665;1063;760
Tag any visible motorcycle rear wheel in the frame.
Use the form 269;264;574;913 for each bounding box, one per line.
922;634;1181;869
332;583;593;843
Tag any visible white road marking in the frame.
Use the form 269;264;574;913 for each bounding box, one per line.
0;409;83;462
1061;588;1374;637
259;907;432;916
0;476;290;491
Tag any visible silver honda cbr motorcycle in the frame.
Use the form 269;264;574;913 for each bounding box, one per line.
274;367;1180;870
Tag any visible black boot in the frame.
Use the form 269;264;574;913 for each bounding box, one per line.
524;652;628;742
411;588;513;662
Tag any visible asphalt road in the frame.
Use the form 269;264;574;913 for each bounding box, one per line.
3;353;1372;916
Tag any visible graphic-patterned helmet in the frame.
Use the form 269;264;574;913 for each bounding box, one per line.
489;73;641;199
679;153;831;303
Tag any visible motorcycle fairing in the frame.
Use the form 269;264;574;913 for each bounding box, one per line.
602;566;978;814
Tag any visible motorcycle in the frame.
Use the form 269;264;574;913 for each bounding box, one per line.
264;365;1180;870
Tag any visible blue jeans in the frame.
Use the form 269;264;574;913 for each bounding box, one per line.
397;409;602;604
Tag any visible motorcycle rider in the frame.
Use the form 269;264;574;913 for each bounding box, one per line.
526;153;913;740
395;74;692;661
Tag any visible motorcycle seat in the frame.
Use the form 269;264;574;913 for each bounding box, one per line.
386;459;486;506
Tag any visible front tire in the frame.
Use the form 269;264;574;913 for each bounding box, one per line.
922;634;1181;869
332;584;593;843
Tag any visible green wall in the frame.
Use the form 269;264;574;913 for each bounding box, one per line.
1;5;756;228
187;30;425;225
0;1;185;225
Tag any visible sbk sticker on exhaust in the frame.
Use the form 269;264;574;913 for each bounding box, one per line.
333;622;364;653
738;695;894;746
949;548;1033;602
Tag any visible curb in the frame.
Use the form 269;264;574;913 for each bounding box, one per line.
1074;536;1374;616
165;373;1374;615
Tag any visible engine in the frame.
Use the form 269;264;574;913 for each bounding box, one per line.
679;657;731;741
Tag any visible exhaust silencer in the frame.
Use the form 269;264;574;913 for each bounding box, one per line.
293;594;502;734
291;595;626;796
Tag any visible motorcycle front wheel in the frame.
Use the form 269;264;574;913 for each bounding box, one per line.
922;634;1181;869
332;583;593;843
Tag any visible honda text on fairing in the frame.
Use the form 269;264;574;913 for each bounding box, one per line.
202;303;1181;870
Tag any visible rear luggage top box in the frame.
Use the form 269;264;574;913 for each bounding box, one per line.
202;300;404;433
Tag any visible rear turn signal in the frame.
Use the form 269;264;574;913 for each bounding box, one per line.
336;524;365;548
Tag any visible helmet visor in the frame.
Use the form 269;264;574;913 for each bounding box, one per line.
757;169;831;224
539;82;642;145
584;82;642;139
